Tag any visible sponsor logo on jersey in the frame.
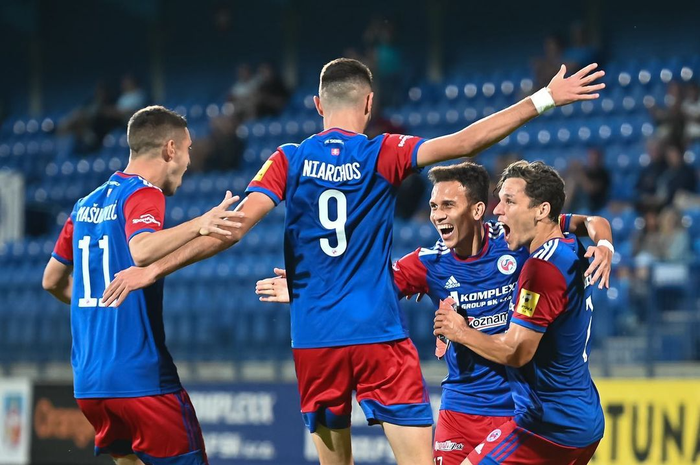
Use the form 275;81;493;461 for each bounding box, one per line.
302;160;361;182
454;283;516;304
132;214;161;226
76;203;118;224
467;311;508;330
253;160;274;182
444;275;460;289
434;440;464;452
324;138;345;145
516;289;540;317
497;254;517;275
486;429;502;442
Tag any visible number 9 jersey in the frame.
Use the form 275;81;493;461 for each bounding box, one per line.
246;128;426;348
52;172;181;398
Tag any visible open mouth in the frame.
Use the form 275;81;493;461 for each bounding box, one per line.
437;224;455;240
502;223;511;241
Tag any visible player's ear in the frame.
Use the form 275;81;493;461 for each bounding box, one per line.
472;201;486;221
365;92;374;116
163;139;176;162
536;202;551;222
314;96;324;117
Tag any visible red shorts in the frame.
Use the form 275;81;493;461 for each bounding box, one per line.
77;389;207;464
293;338;432;432
434;410;512;465
467;420;599;464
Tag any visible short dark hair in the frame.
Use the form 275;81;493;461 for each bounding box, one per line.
127;105;188;156
496;160;565;221
319;58;373;106
427;161;489;205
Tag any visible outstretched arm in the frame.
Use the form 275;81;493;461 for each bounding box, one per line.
103;192;275;306
566;214;613;289
129;191;243;266
416;63;605;167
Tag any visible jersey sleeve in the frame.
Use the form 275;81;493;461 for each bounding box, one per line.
52;217;74;265
124;187;165;242
392;248;430;297
246;149;289;205
510;258;569;333
559;214;572;233
376;133;426;186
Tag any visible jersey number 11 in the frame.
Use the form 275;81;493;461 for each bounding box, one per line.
77;235;114;308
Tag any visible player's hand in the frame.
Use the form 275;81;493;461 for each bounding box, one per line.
255;268;290;303
547;63;606;106
584;244;612;289
433;297;468;343
101;266;158;307
198;191;245;236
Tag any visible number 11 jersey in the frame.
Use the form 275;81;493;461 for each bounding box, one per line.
246;128;425;348
52;172;181;398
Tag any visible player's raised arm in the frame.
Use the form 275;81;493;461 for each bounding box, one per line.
416;63;605;167
564;214;614;289
102;192;275;307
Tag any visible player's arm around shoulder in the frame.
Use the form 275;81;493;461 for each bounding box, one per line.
415;63;605;167
42;258;73;304
433;298;543;367
565;214;614;289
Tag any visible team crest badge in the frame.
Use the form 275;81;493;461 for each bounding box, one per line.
497;255;517;275
486;429;502;443
331;148;340;156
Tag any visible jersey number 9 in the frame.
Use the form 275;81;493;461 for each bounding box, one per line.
318;189;347;257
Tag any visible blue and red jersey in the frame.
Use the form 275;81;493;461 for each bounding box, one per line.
52;172;181;398
246;129;425;348
508;235;605;448
393;221;528;417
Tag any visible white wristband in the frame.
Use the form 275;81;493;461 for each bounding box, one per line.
531;87;556;114
597;239;615;254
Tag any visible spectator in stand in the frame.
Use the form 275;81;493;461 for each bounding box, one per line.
657;207;692;262
565;147;610;213
532;35;565;89
655;144;697;208
562;22;599;71
253;63;289;118
114;75;147;118
57;81;115;153
681;81;700;144
228;63;258;120
633;209;663;266
636;138;668;212
650;80;685;146
363;17;403;108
